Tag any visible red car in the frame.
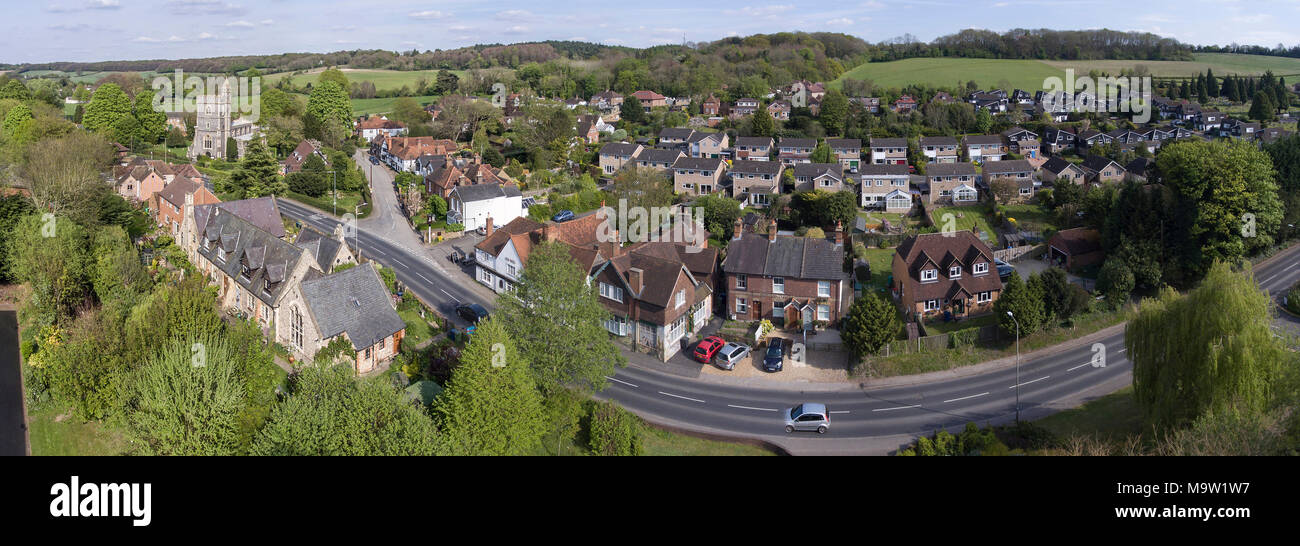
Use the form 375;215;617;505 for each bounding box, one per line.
693;336;726;363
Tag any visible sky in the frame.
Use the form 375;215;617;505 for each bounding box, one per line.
4;0;1300;64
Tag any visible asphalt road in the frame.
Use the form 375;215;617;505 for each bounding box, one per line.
0;310;28;456
281;162;1300;453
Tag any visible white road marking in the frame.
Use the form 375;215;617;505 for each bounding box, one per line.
829;410;850;414
392;259;407;268
658;391;705;403
727;404;778;412
872;404;921;412
440;289;455;300
1262;273;1278;285
605;376;638;388
1116;348;1126;353
1067;362;1093;372
943;392;989;403
1010;376;1050;389
416;272;433;283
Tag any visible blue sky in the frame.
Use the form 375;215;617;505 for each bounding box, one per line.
5;0;1300;64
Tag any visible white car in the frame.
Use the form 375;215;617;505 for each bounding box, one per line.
713;342;751;370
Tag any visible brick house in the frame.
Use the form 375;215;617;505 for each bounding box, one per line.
721;218;850;328
592;242;718;361
892;231;1001;320
633;148;686;172
672;156;727;195
155;176;219;238
688;131;729;158
925;162;978;205
859;164;912;212
1080;155;1126;184
793;162;847;192
870;137;908;165
599;142;643;176
733;136;773;161
633;90;667;111
1040;156;1088;185
777;137;816;165
964;134;1006;162
920;136;959;163
827;138;862;171
981;159;1037;203
730;160;784;206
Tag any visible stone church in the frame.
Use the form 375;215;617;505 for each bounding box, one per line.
189;78;260;161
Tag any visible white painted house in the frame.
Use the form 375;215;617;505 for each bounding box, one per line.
448;183;525;232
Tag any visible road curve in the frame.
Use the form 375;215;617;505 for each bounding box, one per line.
279;169;1300;453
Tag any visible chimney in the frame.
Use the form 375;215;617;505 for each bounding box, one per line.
627;267;643;293
543;223;557;242
485;216;494;238
834;220;844;246
732;216;744;240
768;218;777;242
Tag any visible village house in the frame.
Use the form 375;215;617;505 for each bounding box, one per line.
920;136;959;163
1080;155;1126;184
827;138;862;171
632;148;686;172
964;134;1006;162
672;157;727;196
354;115;408;142
730;97;761;119
766;100;792;121
870;137;909;165
851;97;881;113
733;136;773;161
473;213;615;294
859;164;912;212
154;176;219;238
374;135;459;172
279;262;405;374
281;139;329;175
115;165;167;203
792;163;847;192
777;137;817;165
729;160;784;206
576;114;601;144
423;155;509;200
179;196;287;266
892;231;1001;320
721;218;849;328
926;162;978;205
1041;126;1076;155
1040;157;1089;185
702;94;721;116
592;241;718;361
892;95;918;113
633;90;667;111
1047;228;1104;272
688;131;729;158
1003;126;1040;159
599;142;644;176
981;159;1038;203
448;183;525;232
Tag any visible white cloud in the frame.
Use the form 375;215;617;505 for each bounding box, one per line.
226;20;255;28
409;10;448;19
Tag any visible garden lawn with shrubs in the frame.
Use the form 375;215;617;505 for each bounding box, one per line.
932;205;997;243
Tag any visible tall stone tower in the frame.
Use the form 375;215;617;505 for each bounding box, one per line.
189;79;232;161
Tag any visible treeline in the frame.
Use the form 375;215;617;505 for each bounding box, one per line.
1195;42;1300;59
870;28;1192;62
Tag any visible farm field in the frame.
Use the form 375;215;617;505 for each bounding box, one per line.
287;93;439;116
833;53;1300;91
262;68;468;91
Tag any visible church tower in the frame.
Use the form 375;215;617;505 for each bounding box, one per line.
189;78;232;161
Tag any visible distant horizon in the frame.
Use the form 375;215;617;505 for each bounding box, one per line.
5;0;1300;65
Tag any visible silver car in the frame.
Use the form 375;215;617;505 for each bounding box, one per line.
784;403;830;434
713;342;751;370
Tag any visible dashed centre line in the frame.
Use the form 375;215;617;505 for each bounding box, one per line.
943;392;989;403
873;404;921;412
727;404;778;412
658;391;705;403
605;376;638;388
1010;376;1050;389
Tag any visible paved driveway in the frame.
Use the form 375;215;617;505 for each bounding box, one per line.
0;310;28;456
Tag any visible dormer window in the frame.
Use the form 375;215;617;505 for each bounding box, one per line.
921;269;937;282
949;266;961;278
240;264;252;281
216;248;226;262
974;262;989;275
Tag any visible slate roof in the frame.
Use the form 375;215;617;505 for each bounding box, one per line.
1081;155;1123;173
156;176;202;208
1041;156;1079;175
730;160;783;176
635;148;685;164
193;196;285;240
920;136;959;146
859;164;909;176
197;206;305;306
450;183;522;203
294;228;345;274
778;138;817;148
964;134;1004;145
721;234;845;280
826;138;862;149
925;162;977;177
672;157;726;171
300;263;405;351
981;159;1035;177
600;142;641;156
871;138;908;148
734;136;774;148
793;162;843;180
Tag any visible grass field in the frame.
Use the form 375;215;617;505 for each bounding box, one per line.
28;405;130;456
833;53;1300;91
933;205;997;243
350;95;439;115
1033;386;1147;444
263;68;469;92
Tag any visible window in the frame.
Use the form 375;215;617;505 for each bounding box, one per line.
772;302;785;318
772;277;785;295
675;290;686;308
818;281;831;297
736;274;747;290
925;300;940;311
974;262;988;275
949;266;961;278
599;282;623;303
921;269;937;282
736;298;747;314
817;304;830;321
379;337;386;350
977;291;992;304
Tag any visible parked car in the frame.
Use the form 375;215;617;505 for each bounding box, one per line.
783;403;830;434
995;258;1015;280
369;156;379;165
763;338;786;373
455;303;489;324
552;210;575;223
713;342;751;370
693;336;726;364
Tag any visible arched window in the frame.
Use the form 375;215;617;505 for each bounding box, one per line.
204;136;212;149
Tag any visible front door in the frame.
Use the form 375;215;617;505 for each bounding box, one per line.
753;300;762;320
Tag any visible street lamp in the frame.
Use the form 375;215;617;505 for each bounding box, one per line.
1006;311;1021;422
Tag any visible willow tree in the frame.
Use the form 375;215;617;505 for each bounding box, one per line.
1126;261;1286;429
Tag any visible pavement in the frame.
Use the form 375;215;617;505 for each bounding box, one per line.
283;153;1300;455
0;310;29;456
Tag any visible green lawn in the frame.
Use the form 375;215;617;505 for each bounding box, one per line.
859;247;896;293
399;308;436;347
286;190;372;219
832;53;1300;91
1000;203;1057;232
350;95;440;116
264;68;468;92
1033;386;1147;444
932;205;997;243
640;428;777;456
28;404;130;456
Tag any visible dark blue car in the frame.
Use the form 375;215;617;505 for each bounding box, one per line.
552;210;575;223
763;338;786;373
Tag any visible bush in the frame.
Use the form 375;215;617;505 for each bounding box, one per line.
1287;282;1300;315
948;327;980;349
584;400;643;456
